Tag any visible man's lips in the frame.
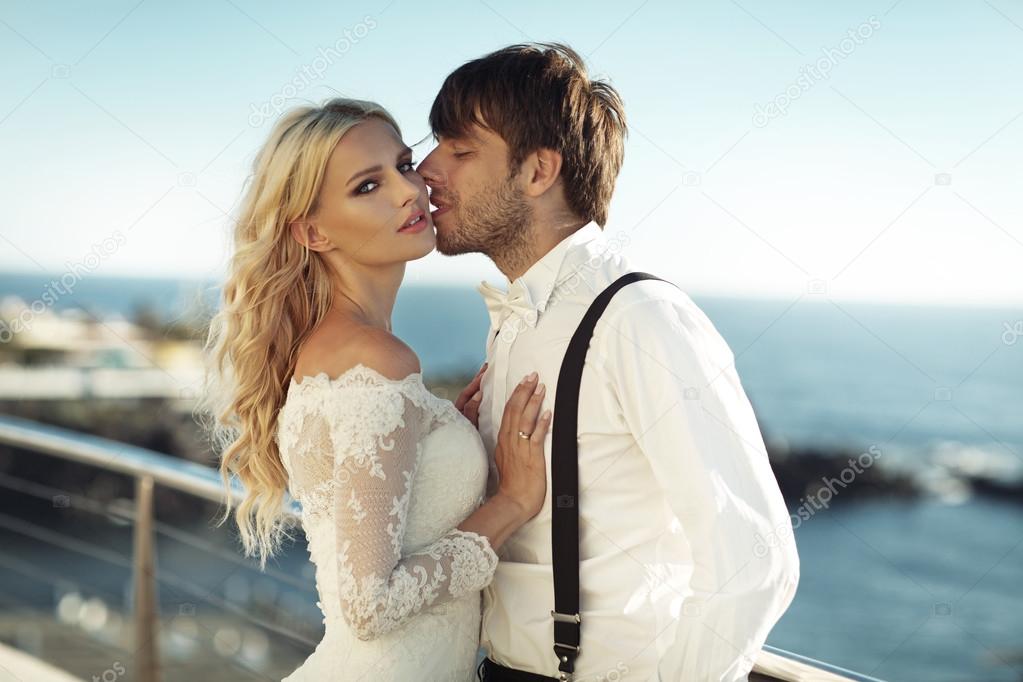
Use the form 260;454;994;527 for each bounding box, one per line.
430;198;452;217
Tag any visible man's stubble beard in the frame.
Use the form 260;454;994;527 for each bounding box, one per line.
435;172;534;272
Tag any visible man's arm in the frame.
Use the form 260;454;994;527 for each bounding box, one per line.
596;290;800;682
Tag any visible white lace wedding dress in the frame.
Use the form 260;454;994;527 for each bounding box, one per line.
275;363;498;681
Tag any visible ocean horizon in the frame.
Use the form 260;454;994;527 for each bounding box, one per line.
2;271;1020;476
2;270;1023;680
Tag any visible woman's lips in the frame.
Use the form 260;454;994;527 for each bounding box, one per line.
397;209;429;234
397;218;428;234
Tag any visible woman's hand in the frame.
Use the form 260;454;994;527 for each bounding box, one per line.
493;372;551;522
454;372;552;551
454;362;487;428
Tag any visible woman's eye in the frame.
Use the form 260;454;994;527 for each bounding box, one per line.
356;162;416;194
453;151;471;158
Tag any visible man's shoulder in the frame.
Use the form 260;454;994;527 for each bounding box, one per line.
595;266;698;323
553;240;725;352
588;267;734;364
566;240;690;311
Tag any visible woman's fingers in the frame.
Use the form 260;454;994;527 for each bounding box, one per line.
518;381;546;438
491;371;550;521
531;409;552;446
458;389;482;422
500;372;538;439
463;392;481;427
455;362;487;410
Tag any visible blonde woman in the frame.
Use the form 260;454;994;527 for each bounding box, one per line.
202;98;549;680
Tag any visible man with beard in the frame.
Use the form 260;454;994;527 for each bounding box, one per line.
417;43;800;682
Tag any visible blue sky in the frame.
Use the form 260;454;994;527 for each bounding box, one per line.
1;0;1021;305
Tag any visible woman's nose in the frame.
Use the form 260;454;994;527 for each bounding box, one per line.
397;172;421;205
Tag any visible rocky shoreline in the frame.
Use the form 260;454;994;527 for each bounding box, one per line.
1;382;1020;524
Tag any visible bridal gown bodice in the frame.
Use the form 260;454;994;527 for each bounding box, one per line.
275;363;498;681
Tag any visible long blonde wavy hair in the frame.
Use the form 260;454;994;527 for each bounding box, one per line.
199;98;402;570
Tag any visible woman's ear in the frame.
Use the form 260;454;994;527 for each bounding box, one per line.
522;147;563;198
289;219;332;253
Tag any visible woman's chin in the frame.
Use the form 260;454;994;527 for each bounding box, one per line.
405;231;437;261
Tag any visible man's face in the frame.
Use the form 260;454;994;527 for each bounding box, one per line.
416;123;531;257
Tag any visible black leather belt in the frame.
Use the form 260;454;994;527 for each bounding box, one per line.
478;657;558;681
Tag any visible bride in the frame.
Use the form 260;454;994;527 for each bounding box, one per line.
202;98;550;680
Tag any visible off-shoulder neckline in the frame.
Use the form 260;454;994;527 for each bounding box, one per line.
289;362;424;389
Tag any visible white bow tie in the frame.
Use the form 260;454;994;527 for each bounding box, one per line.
476;280;540;330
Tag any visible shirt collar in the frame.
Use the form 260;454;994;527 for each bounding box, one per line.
507;221;603;315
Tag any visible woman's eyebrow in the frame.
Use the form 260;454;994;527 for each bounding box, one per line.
347;147;416;186
347;165;382;186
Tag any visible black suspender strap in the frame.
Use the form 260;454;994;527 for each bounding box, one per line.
549;272;676;680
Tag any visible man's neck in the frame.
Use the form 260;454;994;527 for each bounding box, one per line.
494;216;589;282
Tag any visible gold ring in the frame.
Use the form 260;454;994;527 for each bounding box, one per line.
517;430;531;440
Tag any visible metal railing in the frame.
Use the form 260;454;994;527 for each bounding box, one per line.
0;413;884;682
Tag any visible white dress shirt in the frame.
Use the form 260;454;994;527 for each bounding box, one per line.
475;222;800;682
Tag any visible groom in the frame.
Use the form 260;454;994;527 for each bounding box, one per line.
418;43;799;682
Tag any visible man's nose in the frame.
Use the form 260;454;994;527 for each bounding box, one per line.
416;150;441;185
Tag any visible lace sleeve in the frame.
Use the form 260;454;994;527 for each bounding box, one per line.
331;375;498;641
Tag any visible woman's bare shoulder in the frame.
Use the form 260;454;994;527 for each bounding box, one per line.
293;315;421;384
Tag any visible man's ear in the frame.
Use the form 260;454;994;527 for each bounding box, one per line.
521;147;563;198
289;218;333;252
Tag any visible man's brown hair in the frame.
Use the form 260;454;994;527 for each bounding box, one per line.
428;42;627;227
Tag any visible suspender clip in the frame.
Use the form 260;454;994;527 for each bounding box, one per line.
551;610;581;623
